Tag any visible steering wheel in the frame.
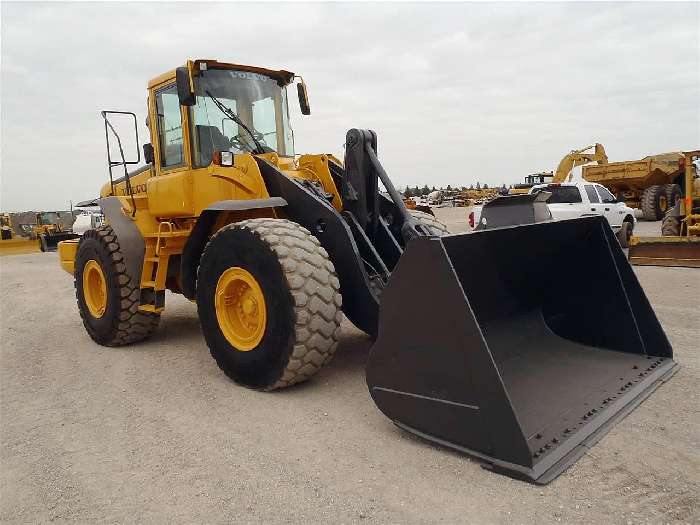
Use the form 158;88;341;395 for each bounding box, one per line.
229;135;249;151
229;132;268;152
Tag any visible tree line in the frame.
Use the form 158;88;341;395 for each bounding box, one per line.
403;183;514;197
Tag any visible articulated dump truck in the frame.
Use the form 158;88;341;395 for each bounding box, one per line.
583;152;685;220
58;59;677;484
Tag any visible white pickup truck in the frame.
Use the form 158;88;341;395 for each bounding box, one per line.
468;180;637;247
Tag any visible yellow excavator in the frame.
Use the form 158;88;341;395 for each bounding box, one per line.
552;143;609;182
57;59;677;484
509;144;608;194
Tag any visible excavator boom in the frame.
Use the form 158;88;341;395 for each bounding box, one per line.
553;143;608;182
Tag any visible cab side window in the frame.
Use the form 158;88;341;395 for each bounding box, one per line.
155;84;184;168
584;185;600;203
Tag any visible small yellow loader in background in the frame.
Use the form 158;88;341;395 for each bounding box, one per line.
629;150;700;267
28;211;79;252
58;59;677;484
0;213;40;256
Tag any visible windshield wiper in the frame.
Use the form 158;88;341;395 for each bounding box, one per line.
204;90;266;155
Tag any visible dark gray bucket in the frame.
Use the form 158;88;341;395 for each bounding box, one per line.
366;216;678;484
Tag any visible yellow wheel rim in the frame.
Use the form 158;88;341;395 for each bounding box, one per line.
215;267;267;351
83;259;107;318
659;195;668;212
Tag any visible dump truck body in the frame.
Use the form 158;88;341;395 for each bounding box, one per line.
57;58;677;484
583;153;684;220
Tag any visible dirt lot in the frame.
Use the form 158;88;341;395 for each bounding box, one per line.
1;210;698;523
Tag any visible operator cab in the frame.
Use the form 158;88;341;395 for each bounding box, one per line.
173;62;301;167
100;60;311;197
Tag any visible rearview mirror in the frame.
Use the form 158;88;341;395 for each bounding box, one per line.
297;82;311;115
176;67;196;107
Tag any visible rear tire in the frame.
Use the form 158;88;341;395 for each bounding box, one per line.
39;234;47;252
661;209;681;236
409;210;450;236
75;226;160;346
617;221;632;248
196;219;342;390
640;185;667;221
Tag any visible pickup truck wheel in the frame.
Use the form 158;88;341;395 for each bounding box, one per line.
640;185;666;221
617;221;632;248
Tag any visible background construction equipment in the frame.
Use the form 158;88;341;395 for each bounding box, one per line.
0;213;39;255
510;145;686;221
583;151;684;220
508;144;608;195
56;59;677;484
28;212;79;252
629;150;700;267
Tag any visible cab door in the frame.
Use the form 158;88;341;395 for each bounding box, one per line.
147;82;194;217
595;184;623;229
583;184;603;217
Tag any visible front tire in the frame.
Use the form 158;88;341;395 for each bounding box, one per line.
75;226;160;346
196;219;342;390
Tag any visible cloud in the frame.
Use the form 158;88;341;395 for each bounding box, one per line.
1;2;698;210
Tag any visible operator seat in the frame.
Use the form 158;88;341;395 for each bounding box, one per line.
196;125;232;166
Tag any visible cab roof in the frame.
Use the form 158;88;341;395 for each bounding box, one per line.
147;59;295;89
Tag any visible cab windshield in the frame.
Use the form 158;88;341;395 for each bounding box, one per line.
38;212;59;225
190;69;295;167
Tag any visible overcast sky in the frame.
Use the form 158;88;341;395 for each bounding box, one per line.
1;2;698;211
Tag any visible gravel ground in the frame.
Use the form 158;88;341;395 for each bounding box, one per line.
1;210;698;523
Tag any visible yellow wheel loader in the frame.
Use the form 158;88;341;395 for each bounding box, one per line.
0;213;40;255
58;59;677;484
31;211;79;252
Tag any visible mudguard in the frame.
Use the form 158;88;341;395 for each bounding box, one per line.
97;196;145;287
180;197;288;299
